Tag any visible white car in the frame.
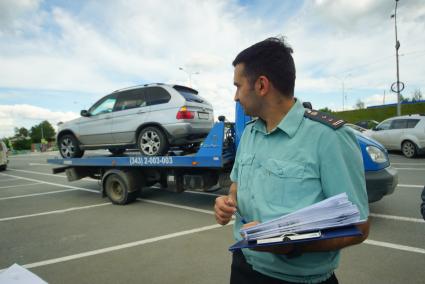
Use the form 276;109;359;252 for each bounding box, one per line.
368;114;425;158
0;141;8;171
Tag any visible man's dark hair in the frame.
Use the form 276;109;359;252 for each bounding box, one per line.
232;37;296;97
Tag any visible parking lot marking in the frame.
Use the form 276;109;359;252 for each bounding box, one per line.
0;189;79;201
364;240;425;254
369;213;424;223
391;163;425;166
0;182;42;189
8;168;67;178
140;199;216;215
186;190;222;197
0;173;98;193
394;167;425;171
0;202;111;222
0;222;233;272
29;163;52;166
397;184;424;189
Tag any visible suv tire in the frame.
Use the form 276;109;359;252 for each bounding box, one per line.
402;140;417;158
138;126;168;156
59;134;84;158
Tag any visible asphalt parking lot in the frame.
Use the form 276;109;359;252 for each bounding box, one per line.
1;152;424;284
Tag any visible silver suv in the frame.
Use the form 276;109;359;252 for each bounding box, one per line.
57;84;214;158
368;114;425;158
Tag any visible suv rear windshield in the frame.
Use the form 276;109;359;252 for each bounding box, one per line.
173;86;204;103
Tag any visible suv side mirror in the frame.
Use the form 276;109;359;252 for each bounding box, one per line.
80;110;90;117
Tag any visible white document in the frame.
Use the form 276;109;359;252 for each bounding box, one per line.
240;192;363;240
0;264;48;284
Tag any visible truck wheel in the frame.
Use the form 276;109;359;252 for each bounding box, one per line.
138;127;168;156
104;173;139;205
0;164;6;171
59;134;84;158
402;140;417;158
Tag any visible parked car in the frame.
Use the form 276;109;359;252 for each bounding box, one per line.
57;84;214;158
367;114;425;158
345;124;397;202
345;123;371;135
0;141;8;171
355;120;379;129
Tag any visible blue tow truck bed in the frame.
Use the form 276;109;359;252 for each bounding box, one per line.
48;103;398;205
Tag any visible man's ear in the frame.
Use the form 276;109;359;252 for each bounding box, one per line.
256;76;270;97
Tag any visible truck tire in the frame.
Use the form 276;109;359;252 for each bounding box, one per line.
104;172;139;205
138;126;168;156
58;134;84;158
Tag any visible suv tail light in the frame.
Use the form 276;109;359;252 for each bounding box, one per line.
176;106;195;119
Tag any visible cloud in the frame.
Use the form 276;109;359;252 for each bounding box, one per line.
0;104;79;137
0;0;424;137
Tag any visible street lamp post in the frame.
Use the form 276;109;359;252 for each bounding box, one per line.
179;67;199;88
340;74;351;111
391;0;402;116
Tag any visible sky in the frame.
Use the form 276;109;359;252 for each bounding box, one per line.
1;0;424;138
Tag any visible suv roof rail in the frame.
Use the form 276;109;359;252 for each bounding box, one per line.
113;83;167;93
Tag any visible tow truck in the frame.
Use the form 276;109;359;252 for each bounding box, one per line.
47;102;398;204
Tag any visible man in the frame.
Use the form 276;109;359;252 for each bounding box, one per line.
214;37;370;284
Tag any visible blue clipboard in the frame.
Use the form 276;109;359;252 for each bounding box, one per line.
229;225;362;252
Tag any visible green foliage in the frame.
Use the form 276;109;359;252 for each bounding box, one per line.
318;107;333;114
30;121;56;143
333;102;425;123
12;138;32;150
14;127;29;138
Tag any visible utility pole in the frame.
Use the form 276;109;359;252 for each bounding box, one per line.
391;0;404;116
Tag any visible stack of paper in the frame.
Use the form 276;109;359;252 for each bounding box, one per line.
240;193;362;241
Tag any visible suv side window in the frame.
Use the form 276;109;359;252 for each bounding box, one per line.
114;89;148;111
89;95;117;116
390;119;407;130
407;119;420;128
376;120;391;131
145;87;171;106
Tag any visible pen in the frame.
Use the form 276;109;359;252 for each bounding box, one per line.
235;206;247;224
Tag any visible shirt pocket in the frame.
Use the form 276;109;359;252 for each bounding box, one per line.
238;153;254;190
259;159;306;207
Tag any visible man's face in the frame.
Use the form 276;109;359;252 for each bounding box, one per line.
233;64;260;117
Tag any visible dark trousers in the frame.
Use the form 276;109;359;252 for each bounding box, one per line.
230;251;339;284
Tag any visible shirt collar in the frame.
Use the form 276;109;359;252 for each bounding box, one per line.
252;99;305;138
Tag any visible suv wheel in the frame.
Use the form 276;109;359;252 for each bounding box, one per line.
59;134;84;158
138;127;168;156
402;140;417;158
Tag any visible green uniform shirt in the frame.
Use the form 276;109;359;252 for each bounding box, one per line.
230;99;369;283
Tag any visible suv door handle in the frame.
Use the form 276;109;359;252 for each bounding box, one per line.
104;115;112;119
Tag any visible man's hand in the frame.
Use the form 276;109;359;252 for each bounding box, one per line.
215;196;236;225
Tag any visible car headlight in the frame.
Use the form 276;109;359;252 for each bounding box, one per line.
366;146;388;163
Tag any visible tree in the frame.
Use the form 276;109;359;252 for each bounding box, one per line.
318;107;333;114
30;121;56;143
354;99;365;109
14;127;29;138
400;94;410;103
412;89;423;102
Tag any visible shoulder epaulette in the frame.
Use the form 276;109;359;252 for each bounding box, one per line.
304;109;345;130
245;118;257;125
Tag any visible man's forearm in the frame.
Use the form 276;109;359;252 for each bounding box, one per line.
258;220;370;255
